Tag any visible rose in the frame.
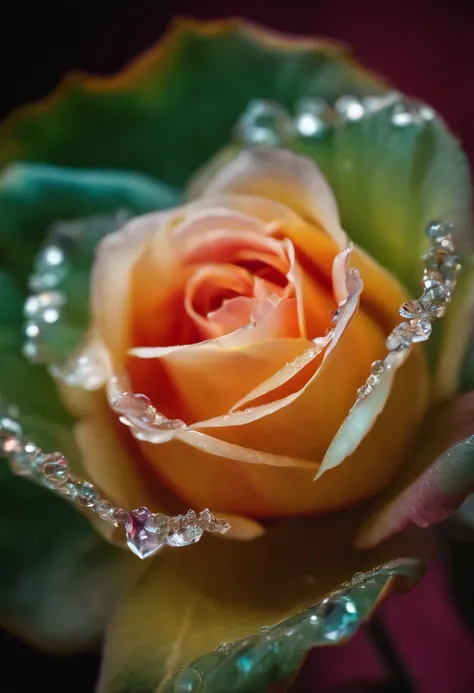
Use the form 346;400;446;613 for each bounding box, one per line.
79;146;427;526
0;18;473;693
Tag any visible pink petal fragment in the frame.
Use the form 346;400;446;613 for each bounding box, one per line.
356;392;474;549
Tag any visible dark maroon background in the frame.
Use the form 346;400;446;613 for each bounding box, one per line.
2;1;474;691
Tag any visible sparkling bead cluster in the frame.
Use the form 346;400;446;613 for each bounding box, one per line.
235;91;434;146
0;401;230;559
355;220;461;402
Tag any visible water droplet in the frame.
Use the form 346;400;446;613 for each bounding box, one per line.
335;95;365;121
294;97;331;137
235;99;294;146
173;668;202;692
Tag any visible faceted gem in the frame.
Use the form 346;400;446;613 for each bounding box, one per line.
410;318;432;343
111;507;129;527
399;299;425;319
426;220;454;240
93;500;113;521
370;361;385;377
357;383;373;399
77;481;98;507
125;507;168;559
421;284;451;306
43;456;69;488
32;451;64;473
440;255;462;283
319;596;359;642
198;508;230;534
58;481;79;501
167;510;204;547
386;322;413;351
235;99;294;147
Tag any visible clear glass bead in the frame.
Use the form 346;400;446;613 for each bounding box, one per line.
29;244;69;291
43;457;69;488
399;299;425;319
357;383;373;398
426;220;454;240
235;99;294;146
0;417;22;454
386;323;413;351
335;95;365;121
144;512;169;535
93;500;113;521
410;318;432;343
77;481;98;507
294;97;331;138
421;284;451;306
370;361;385;377
111;508;129;527
58;481;79;501
32;451;64;473
440;255;462;283
8;439;39;476
167;511;204;547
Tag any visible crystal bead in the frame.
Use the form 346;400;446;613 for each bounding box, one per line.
423;247;450;270
440;255;462;283
93;500;113;521
24;290;66;323
43;456;69;488
8;439;39;476
125;507;168;559
198;508;230;533
111;508;129;527
434;236;455;253
235;99;294;146
167;510;204;547
77;481;98;507
410;318;432;343
144;512;169;535
386;323;413;351
426;220;454;240
29;244;68;291
319;596;359;642
370;361;385;377
421;284;451;306
335;95;365;121
357;382;373;398
32;451;64;473
58;481;79;501
294;97;331;138
0;417;22;454
399;299;425;319
422;272;444;290
351;572;366;585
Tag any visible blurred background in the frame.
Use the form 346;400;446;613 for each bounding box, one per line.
1;1;474;691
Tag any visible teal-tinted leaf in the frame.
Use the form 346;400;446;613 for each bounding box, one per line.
0;163;180;277
0;273;137;649
98;513;429;693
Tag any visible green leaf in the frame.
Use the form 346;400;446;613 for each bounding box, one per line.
0;19;386;189
295;101;471;294
0;163;180;277
98;513;429;693
0;274;138;651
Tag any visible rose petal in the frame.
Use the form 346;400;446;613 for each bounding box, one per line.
195;148;347;248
